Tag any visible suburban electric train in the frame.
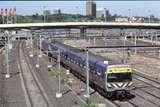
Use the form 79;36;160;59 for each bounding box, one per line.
41;39;133;98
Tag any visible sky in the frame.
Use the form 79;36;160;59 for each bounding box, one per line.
0;1;160;17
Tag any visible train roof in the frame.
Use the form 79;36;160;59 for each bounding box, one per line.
50;40;126;66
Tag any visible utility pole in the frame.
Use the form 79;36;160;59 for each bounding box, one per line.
128;9;131;22
151;35;153;45
36;39;40;68
76;6;79;22
104;8;107;22
93;37;96;46
6;11;8;24
84;49;90;98
123;35;127;63
155;33;158;45
47;44;52;68
29;33;33;57
104;37;107;46
43;6;46;23
134;33;137;55
2;16;4;24
39;35;42;58
5;31;10;78
148;10;151;23
88;37;91;44
56;49;62;98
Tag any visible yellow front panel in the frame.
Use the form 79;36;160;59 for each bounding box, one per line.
107;67;132;74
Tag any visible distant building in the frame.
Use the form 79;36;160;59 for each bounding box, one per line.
115;17;129;22
86;0;96;17
53;8;61;14
96;9;104;18
104;10;110;18
130;17;144;23
43;10;51;15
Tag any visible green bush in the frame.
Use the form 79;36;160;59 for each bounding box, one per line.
84;98;99;107
49;67;57;78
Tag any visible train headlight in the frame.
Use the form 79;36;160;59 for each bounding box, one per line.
107;83;112;88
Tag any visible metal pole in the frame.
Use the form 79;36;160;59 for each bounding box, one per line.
159;49;160;58
156;34;158;45
104;37;107;46
104;8;106;22
84;50;90;97
56;49;62;98
128;9;131;22
88;37;91;44
29;33;33;57
7;14;8;24
5;33;10;78
123;36;126;63
134;33;137;55
76;6;79;22
43;6;46;23
2;16;4;24
151;35;153;45
14;15;17;23
148;10;151;23
93;37;96;46
39;35;42;58
36;39;40;68
47;45;52;68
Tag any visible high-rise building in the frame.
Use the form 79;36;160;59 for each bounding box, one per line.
96;9;104;18
86;0;96;17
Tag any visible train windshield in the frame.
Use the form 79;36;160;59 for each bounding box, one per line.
107;73;132;82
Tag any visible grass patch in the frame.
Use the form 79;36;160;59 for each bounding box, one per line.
48;67;57;78
49;67;71;86
83;98;99;107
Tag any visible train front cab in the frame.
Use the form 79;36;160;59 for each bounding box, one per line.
105;65;133;98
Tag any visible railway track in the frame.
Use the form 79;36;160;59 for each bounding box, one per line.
0;51;7;107
22;38;160;107
130;71;160;107
32;40;139;107
17;41;51;107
